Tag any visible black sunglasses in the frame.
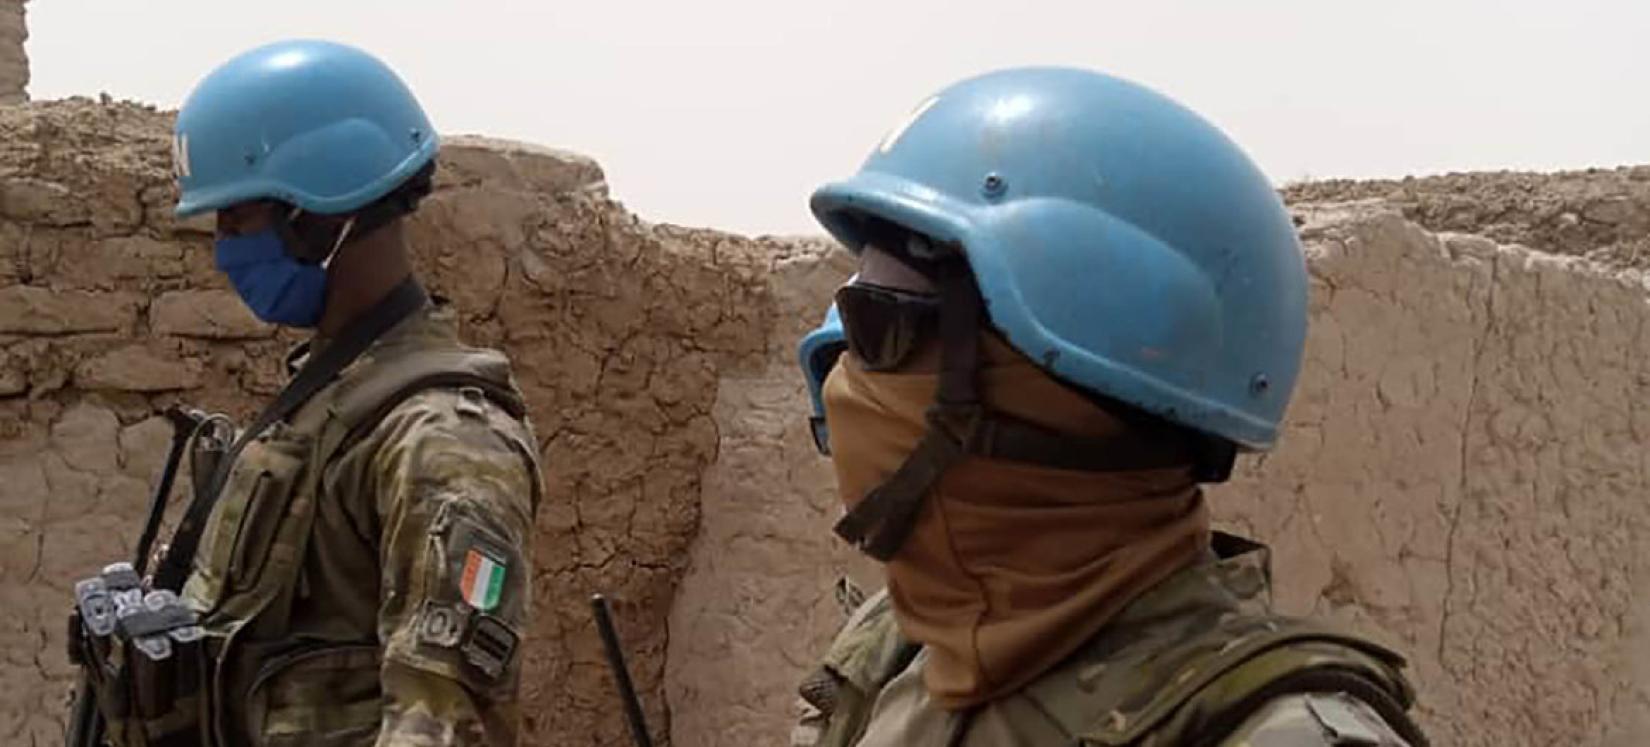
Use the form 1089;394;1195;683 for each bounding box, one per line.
835;282;941;372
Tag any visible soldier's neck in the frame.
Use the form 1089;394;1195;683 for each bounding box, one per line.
318;223;415;339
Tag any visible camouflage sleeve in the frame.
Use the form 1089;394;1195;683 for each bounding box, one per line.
791;580;912;747
1219;692;1414;746
366;386;542;747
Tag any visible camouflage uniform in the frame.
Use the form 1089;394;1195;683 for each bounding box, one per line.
181;302;542;746
792;534;1424;747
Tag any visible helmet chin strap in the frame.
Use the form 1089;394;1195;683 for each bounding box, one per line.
321;216;357;270
833;260;985;561
832;258;1210;562
283;208;356;270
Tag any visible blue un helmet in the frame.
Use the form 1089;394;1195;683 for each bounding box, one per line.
798;302;847;453
173;39;439;218
800;66;1307;456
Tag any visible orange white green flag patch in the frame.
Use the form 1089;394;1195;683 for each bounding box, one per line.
460;548;506;611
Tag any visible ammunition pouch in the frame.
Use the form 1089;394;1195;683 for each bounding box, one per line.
67;563;207;747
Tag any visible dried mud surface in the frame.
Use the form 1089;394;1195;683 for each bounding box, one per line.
2;97;1647;747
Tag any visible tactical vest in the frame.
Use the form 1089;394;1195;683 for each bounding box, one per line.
797;535;1427;747
85;332;525;747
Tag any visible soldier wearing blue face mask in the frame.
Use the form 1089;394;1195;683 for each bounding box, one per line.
173;39;437;333
67;40;545;747
209;201;346;327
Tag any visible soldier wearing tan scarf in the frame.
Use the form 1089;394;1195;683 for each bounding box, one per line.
823;248;1211;709
790;67;1428;747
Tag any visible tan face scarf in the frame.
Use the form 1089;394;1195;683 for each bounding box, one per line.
821;334;1211;710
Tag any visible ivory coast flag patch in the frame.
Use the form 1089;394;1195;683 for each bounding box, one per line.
460;547;506;612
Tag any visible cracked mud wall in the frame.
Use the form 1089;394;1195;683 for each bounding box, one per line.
663;240;871;747
3;94;1648;747
1217;204;1650;747
0;98;784;747
668;198;1650;747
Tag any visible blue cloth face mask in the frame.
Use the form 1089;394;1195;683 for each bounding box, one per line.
214;227;328;327
214;214;354;328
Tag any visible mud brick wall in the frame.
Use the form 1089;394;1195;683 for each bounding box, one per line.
3;96;1648;747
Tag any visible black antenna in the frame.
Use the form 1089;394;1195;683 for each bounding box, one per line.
591;594;654;747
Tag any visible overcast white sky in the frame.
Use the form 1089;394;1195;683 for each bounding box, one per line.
26;0;1649;237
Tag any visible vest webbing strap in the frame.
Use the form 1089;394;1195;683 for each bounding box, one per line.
1187;667;1428;747
151;279;428;592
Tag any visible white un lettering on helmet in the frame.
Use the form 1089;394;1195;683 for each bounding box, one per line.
877;96;939;155
171;133;192;180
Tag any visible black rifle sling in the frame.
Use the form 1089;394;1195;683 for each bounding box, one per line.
151;279;428;591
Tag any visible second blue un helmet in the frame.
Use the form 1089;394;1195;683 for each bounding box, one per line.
173;39;440;218
799;66;1308;455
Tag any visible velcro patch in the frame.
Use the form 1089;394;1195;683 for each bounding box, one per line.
417;601;471;649
461;614;518;681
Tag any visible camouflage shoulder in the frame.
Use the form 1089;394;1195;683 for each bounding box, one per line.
792;583;919;747
377;380;528;435
354;380;541;498
1036;612;1423;747
819;583;912;692
1219;692;1414;746
377;384;536;444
